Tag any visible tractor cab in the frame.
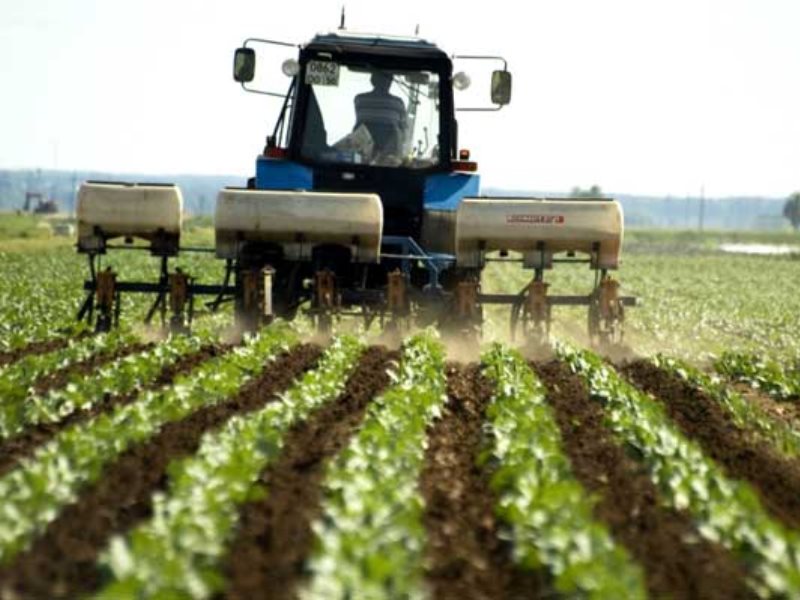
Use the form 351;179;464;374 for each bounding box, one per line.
234;32;510;239
292;36;449;171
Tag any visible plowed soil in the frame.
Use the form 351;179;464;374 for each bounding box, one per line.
623;360;800;529
536;361;752;600
220;346;396;600
0;345;229;478
0;344;321;600
4;346;795;598
420;364;547;600
0;335;81;367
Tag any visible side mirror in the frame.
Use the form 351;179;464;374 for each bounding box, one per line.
233;47;256;83
491;70;512;106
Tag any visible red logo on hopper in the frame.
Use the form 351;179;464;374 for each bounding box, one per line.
506;214;565;224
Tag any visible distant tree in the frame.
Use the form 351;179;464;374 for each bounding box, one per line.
570;185;604;198
784;192;800;231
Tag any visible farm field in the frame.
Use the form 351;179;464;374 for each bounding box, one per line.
0;225;799;598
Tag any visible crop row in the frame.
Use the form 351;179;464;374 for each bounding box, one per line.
657;355;800;458
0;324;296;564
715;351;800;401
305;333;447;598
560;344;800;597
97;335;364;598
0;329;138;411
2;329;800;597
0;330;215;441
481;344;647;597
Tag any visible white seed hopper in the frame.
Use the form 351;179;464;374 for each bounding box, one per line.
455;197;623;270
215;188;383;262
76;182;183;254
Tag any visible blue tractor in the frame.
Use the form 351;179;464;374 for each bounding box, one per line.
75;31;634;345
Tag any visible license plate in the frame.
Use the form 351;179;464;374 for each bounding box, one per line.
305;60;340;86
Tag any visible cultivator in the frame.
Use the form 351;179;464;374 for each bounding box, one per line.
75;31;636;346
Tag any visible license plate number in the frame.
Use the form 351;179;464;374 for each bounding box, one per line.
305;60;340;86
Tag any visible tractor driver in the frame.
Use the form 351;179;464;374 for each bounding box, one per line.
354;71;408;158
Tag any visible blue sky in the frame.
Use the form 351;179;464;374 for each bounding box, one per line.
1;0;798;197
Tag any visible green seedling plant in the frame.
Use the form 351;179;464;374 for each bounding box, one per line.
0;331;217;440
482;344;647;598
304;332;447;600
658;354;800;458
715;351;800;401
95;335;364;599
559;343;800;598
0;324;296;565
0;329;139;420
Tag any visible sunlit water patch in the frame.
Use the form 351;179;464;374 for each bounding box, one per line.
719;243;800;256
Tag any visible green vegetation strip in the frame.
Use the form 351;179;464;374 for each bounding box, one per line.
0;329;138;414
94;336;364;599
304;332;447;599
482;345;647;598
658;355;800;458
0;251;87;350
559;344;800;598
0;325;296;565
0;332;217;441
715;351;800;401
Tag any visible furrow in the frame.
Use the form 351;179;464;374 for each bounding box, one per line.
623;359;800;529
536;360;752;600
561;345;800;598
0;335;78;367
728;382;800;432
92;337;361;599
0;325;297;568
0;343;320;599
31;341;152;395
221;345;395;600
0;330;139;412
481;345;647;598
303;333;448;598
655;355;800;458
420;364;536;599
0;344;229;478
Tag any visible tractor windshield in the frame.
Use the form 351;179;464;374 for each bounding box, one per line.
299;62;441;169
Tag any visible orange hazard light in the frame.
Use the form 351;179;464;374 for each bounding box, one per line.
265;147;288;159
452;160;478;172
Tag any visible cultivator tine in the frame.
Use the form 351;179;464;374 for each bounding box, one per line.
385;269;410;333
95;268;117;333
507;273;552;345
313;269;338;334
589;274;624;347
237;267;274;334
168;269;192;334
526;279;551;345
451;278;482;342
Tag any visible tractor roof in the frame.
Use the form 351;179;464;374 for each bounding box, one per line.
305;32;449;61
